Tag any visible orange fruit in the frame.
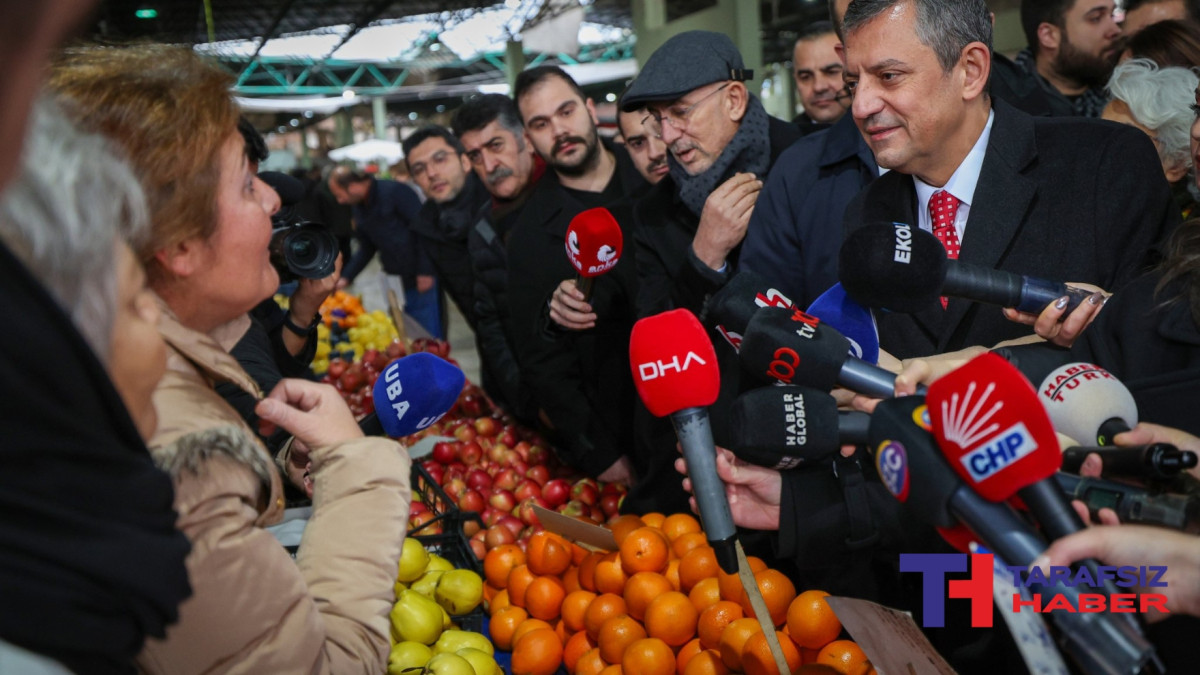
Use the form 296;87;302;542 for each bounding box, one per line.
564;631;597;673
683;649;731;675
666;559;682;590
563;565;583;594
485;544;527;589
489;605;528;651
598;614;647;665
572;542;590;565
697;601;745;650
718;617;763;671
594;553;629;595
584;593;628;641
562;590;598;634
625;571;675;621
556;618;569;643
796;667;845;675
576;648;607;675
672;532;708;559
598;665;622;675
509;564;537;608
526;575;567;621
788;590;843;650
689;577;722;614
661;513;702;542
620;527;670;575
512;627;564;675
528;531;573;577
717;556;767;603
741;630;802;675
644;591;699;647
579;552;604;592
623;637;677;675
675;637;704;675
678;547;719;592
814;640;869;675
738;569;796;627
641;512;666;528
489;588;511;616
607;514;646;546
484;582;499;606
513;618;555;647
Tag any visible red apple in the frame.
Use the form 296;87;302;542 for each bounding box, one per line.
474;417;498;437
509;459;529;476
601;482;624;497
458;489;485;513
514;479;542;502
443;478;468;500
487;443;510;464
481;507;502;527
410;501;429;516
572;478;600;506
459;441;483;465
463;519;481;537
600;493;621;518
513;441;531;461
469;537;486;560
421;463;443;486
326;359;348;381
466;469;492;492
493;468;519;492
499;427;518;448
542;479;571;508
527;445;549;465
409;510;439;534
459;394;483;418
453;424;477;443
385;339;407;360
558;499;587;518
488;489;517;513
516;497;547;527
485;524;516;549
526;465;550;485
431;442;457;465
497;515;525;538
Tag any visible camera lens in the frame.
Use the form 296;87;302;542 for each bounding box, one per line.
270;222;338;281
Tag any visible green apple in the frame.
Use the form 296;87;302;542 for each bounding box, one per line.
388;641;432;675
390;589;444;645
397;538;431;583
423;653;476;675
433;629;493;656
426;554;454;573
410;570;445;599
434;569;484;615
456;647;501;675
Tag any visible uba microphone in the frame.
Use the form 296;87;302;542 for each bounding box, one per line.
564;207;622;302
630;309;737;573
839;221;1093;315
806;282;880;365
704;269;794;352
359;352;465;438
728;386;869;469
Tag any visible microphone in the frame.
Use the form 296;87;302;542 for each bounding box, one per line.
358;352;465;438
564;207;623;302
728;385;870;470
1060;445;1197;483
704;269;794;352
806;282;880;365
739;306;924;399
839;221;1093;315
1054;472;1200;532
630;309;738;574
1037;363;1137;447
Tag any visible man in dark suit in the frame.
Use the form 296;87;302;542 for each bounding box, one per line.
841;0;1178;360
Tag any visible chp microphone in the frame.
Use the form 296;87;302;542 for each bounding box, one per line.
359;352;465;438
839;221;1093;315
728;386;870;470
564;207;622;302
630;309;738;574
704;269;794;352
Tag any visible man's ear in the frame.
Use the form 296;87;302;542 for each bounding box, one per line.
458;153;472;174
1037;22;1062;54
586;97;600;125
154;238;204;279
726;81;750;121
961;42;992;101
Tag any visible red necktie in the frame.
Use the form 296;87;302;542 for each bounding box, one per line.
930;189;961;308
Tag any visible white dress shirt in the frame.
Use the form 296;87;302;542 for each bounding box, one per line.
913;109;995;244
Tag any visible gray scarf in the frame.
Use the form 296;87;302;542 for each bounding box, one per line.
670;94;772;217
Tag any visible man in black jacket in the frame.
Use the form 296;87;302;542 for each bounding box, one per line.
508;66;647;484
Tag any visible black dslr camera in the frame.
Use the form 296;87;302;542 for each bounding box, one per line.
260;171;339;283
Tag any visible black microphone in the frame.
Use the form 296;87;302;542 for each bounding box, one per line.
839;221;1093;314
1054;472;1200;533
739;305;924;398
1060;445;1198;483
728;385;869;469
705;270;795;352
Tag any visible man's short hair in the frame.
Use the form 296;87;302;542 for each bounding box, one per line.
1020;0;1077;55
797;20;838;46
844;0;992;72
451;93;525;141
1125;19;1200;68
402;126;465;169
330;165;370;188
512;65;587;115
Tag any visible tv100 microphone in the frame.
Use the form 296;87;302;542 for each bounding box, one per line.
839;221;1093;315
728;385;870;470
359;352;465;438
704;269;794;352
564;207;623;302
630;308;737;574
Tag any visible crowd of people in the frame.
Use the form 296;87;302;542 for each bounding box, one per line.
7;0;1200;672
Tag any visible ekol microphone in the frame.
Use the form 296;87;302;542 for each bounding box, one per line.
728;386;870;470
359;352;465;438
839;221;1093;315
739;306;924;399
564;207;623;302
1038;363;1137;447
630;309;737;574
806;282;880;365
705;270;794;352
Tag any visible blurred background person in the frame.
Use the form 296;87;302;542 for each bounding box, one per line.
1019;0;1123;117
791;20;850;134
616;106;669;185
1122;18;1200;68
1121;0;1199;35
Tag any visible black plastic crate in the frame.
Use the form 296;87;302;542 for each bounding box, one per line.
413;529;486;634
409;462;466;536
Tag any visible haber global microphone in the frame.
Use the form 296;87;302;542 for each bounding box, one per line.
704;270;794;352
359;352;465;438
839;221;1093;314
564;207;623;302
630;309;737;573
728;386;870;469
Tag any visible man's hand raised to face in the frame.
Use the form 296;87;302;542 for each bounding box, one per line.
693;172;762;271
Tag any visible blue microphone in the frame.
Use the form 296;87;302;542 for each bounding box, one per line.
806;282;880;365
360;352;465;437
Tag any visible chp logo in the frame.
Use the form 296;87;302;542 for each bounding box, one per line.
937;381;1037;482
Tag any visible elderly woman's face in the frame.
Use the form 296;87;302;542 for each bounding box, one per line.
108;243;166;440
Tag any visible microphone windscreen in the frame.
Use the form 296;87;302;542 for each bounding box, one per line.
372;352;466;438
839;221;948;312
705;271;795;352
259;171;306;207
630;309;720;417
740;306;848;391
729;386;841;469
1038;363;1138;445
806;282;880;365
927;352;1061;502
565;207;623;278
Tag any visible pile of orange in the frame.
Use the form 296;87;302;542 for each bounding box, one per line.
318;290;365;328
482;516;876;675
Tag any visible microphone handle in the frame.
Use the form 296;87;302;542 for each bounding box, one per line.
672;407;738;574
1055;473;1198;532
1017;479;1087;542
838;411;871;446
576;275;595;303
838;359;928;399
359;412;384;436
1061;444;1194;481
944;263;1091;315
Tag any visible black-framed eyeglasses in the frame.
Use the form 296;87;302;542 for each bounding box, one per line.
641;82;731;139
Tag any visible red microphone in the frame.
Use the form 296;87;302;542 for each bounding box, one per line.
630;309;737;573
565;207;623;302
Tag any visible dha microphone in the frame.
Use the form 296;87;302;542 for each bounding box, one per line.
359;352;465;438
1037;363;1137;447
728;386;870;470
1054;472;1200;532
806;282;880;365
839;221;1093;315
565;207;623;302
630;309;738;574
705;270;795;352
740;306;924;399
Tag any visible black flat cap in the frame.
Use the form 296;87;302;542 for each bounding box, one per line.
621;30;753;112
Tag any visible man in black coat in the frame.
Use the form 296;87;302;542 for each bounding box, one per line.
506;66;647;484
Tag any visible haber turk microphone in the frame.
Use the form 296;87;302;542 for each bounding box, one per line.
1038;362;1137;447
630;309;738;574
565;207;623;302
806;282;880;365
359;352;465;438
839;221;1093;315
704;270;794;352
728;386;870;470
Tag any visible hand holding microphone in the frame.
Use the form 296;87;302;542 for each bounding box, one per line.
554;207;624;330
